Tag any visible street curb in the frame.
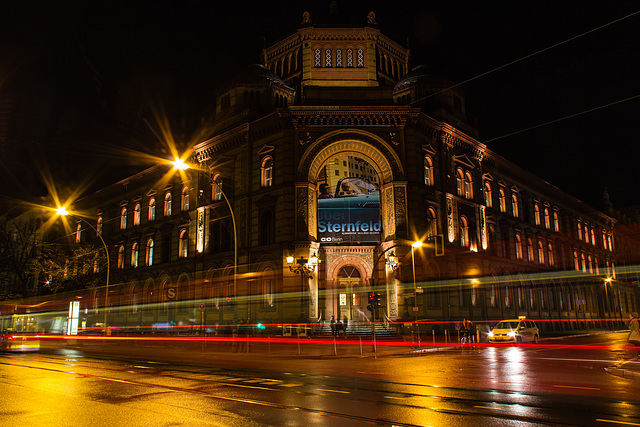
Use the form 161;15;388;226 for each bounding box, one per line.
605;366;640;379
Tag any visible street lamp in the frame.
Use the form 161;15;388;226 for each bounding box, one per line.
171;158;238;301
56;206;110;331
287;253;318;322
411;240;423;314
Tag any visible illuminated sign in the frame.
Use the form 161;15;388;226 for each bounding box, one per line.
318;177;381;244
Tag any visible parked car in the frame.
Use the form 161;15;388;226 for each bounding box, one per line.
488;317;540;344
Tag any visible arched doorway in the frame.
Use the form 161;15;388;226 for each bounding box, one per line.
337;266;366;321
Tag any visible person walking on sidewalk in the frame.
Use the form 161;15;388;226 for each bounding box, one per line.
330;315;336;337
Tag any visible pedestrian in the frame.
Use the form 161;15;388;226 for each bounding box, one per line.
342;315;348;337
330;315;336;337
336;320;344;337
627;312;640;359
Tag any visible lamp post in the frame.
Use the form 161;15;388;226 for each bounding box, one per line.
411;240;423;318
287;253;317;323
172;158;238;303
56;206;110;331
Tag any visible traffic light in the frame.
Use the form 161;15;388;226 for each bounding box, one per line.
373;292;382;309
367;292;375;313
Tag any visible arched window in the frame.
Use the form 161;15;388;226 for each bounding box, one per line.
499;189;506;212
511;194;519;217
357;48;364;67
423;156;433;186
553;211;560;232
148;198;156;221
456;168;464;196
581;253;587;272
75;223;82;243
134;203;141;226
262;269;275;308
602;230;608;250
164;192;172;216
537;241;545;264
97;216;103;236
346;48;353;67
426;207;437;237
544;208;550;229
179;229;188;258
515;234;523;260
534;204;541;225
459;216;469;247
314;48;321;67
464;171;473;199
146;238;154;266
484;182;492;208
335;49;343;67
527;238;534;262
577;221;583;240
212;174;222;201
573;250;580;271
118;246;125;269
181;187;189;211
590;228;595;246
261;156;273;187
584;224;590;243
324;49;332;67
588;254;593;273
131;242;139;268
120;207;127;230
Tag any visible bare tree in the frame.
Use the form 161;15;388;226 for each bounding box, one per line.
0;216;42;298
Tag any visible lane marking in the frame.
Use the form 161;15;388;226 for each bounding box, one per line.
277;382;304;387
225;383;276;391
317;388;350;394
553;384;600;390
596;419;640;426
474;405;509;411
384;396;405;400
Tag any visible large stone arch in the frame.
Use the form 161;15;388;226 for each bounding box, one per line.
294;129;408;241
300;129;403;184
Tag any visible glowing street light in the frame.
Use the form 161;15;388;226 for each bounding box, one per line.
56;206;110;332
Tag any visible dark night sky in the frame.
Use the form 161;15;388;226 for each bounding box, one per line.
1;1;639;212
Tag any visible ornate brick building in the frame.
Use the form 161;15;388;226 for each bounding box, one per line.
67;11;636;334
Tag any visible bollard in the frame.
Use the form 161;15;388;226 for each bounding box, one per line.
432;329;435;344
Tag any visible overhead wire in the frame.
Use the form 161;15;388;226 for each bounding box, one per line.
407;9;640;141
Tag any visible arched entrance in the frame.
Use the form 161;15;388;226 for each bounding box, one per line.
337;266;366;321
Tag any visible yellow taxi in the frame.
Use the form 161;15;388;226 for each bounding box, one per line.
488;316;540;344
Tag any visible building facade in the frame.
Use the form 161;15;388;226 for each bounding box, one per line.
65;11;636;333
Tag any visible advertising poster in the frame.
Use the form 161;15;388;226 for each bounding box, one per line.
318;177;381;244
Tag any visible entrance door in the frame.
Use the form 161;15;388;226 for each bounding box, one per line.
337;266;363;321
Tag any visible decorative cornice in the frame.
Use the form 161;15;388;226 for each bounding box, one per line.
287;107;419;129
